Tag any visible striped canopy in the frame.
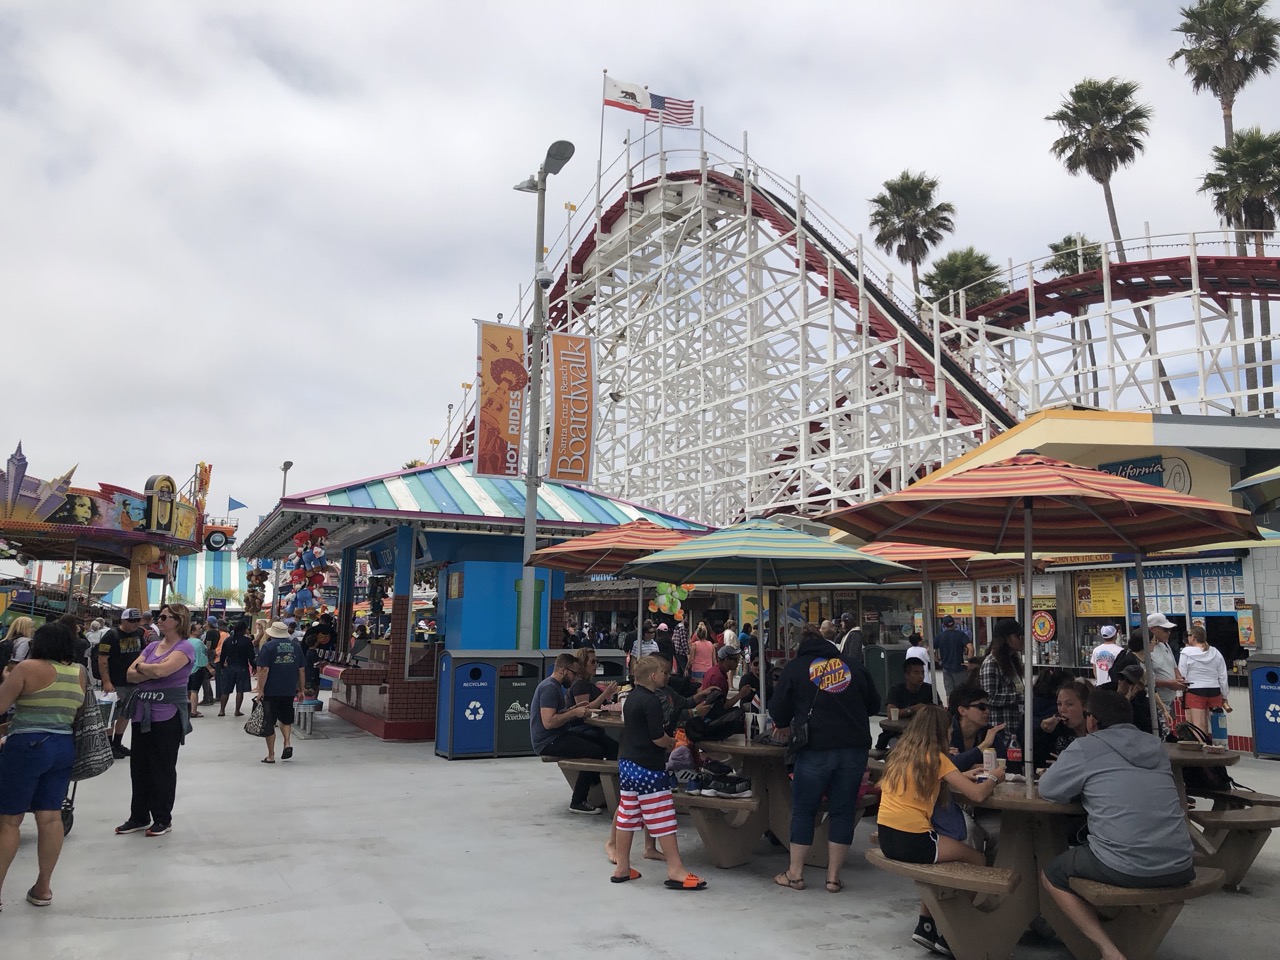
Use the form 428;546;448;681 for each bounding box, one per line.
528;520;705;575
618;518;909;586
821;454;1261;553
856;541;1032;580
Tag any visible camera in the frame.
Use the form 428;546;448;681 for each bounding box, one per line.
535;264;553;291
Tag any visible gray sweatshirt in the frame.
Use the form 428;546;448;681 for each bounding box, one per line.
1038;724;1193;878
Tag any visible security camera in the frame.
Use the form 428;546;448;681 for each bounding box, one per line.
535;264;553;291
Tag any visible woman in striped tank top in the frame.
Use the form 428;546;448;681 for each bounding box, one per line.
0;621;86;911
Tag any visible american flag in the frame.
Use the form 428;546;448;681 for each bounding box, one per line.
645;92;694;127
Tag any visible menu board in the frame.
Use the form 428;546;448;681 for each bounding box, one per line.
1187;561;1246;617
976;577;1017;617
935;580;974;615
1126;564;1185;616
1074;569;1126;616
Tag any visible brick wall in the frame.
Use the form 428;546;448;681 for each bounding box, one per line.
549;599;566;650
1251;549;1279;654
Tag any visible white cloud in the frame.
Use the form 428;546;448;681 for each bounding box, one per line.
1;0;1274;529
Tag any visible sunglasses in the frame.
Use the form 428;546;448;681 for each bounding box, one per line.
157;613;176;621
967;702;991;711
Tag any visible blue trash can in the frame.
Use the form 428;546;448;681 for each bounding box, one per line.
1248;654;1280;760
435;652;499;759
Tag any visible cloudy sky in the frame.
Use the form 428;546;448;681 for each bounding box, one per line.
2;0;1274;533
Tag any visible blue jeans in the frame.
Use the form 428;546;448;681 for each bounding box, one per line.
790;746;869;846
0;731;75;815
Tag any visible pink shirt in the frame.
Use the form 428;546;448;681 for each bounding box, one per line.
689;639;714;675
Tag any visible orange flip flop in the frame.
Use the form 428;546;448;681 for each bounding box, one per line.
664;874;707;890
610;869;641;884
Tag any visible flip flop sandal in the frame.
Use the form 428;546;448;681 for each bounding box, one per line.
281;747;294;760
261;757;276;764
26;887;53;907
774;872;806;890
664;875;707;891
825;879;844;893
610;869;641;883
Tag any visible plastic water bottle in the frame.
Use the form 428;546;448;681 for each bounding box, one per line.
1210;708;1229;748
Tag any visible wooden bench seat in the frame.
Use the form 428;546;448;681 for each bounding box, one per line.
864;848;1019;895
1203;787;1280;810
1068;866;1224;907
1188;808;1280;888
543;757;618;813
673;792;760;814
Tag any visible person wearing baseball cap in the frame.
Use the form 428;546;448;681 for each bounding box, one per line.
1143;613;1186;710
98;609;147;757
936;615;972;699
1089;624;1125;686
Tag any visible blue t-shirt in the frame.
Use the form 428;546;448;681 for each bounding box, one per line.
256;638;305;697
936;628;970;673
529;675;570;754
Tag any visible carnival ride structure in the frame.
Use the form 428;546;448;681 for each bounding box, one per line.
444;130;1280;527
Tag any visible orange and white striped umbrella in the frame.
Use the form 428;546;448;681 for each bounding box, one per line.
528;519;705;574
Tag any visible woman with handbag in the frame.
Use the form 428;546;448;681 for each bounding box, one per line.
0;621;86;910
114;603;195;839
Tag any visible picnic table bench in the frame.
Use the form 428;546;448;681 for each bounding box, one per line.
1201;786;1280;810
1188;807;1280;889
540;755;617;812
672;792;765;869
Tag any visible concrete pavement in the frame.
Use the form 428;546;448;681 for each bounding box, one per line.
3;702;1278;958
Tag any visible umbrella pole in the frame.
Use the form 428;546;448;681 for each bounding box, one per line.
757;559;766;715
1023;499;1035;799
922;562;940;705
1134;556;1160;735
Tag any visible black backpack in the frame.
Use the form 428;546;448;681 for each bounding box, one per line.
1174;720;1234;795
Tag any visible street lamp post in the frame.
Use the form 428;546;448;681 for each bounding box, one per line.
270;459;294;621
514;140;574;651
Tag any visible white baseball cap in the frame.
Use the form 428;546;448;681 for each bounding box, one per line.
1147;612;1176;630
1099;625;1117;639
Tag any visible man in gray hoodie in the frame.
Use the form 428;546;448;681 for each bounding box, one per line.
1038;689;1194;960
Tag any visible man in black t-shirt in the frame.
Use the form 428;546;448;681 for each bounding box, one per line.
876;657;935;750
98;608;148;757
302;614;337;694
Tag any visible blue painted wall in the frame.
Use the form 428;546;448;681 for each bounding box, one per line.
443;559;563;650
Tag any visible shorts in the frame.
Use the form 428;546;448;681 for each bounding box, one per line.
1043;843;1195;892
187;667;208;693
264;696;296;727
0;731;75;814
221;666;252;694
878;824;938;864
1185;689;1223;710
615;759;677;838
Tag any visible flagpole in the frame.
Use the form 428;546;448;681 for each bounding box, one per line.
596;69;606;230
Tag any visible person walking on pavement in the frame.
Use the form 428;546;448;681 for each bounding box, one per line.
115;603;195;838
218;620;257;717
97;609;147;759
936;615;972;699
255;621;306;763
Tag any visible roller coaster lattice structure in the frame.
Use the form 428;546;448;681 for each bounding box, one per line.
446;131;1280;527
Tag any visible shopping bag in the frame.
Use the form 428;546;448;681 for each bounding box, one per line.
71;680;114;781
243;698;272;738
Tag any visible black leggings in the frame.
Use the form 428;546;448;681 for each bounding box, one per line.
545;730;618;805
129;715;183;826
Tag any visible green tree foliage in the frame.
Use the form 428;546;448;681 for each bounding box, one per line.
921;247;1006;309
1045;235;1104;276
868;170;956;297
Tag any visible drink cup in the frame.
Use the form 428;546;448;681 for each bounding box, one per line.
888;706;900;722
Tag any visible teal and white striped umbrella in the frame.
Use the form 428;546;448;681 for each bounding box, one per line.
618;518;908;586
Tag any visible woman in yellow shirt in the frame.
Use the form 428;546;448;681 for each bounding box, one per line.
878;705;1003;955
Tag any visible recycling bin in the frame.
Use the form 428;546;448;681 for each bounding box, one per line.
1248;654;1280;760
495;657;544;757
436;651;500;759
863;644;907;714
593;648;626;684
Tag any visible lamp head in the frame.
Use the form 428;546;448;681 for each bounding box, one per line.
512;176;538;193
544;140;575;176
282;460;294;472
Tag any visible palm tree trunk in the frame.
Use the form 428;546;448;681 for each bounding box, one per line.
910;260;921;301
1222;100;1234;151
1101;179;1180;411
1223;101;1259;412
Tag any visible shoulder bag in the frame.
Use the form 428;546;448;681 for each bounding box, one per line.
244;697;272;738
71;672;114;781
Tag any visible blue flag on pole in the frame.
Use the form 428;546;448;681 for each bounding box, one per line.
228;496;248;512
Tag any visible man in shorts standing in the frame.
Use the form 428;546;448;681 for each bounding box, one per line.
936;615;972;698
98;609;147;758
254;621;306;763
1038;689;1194;960
218;620;257;717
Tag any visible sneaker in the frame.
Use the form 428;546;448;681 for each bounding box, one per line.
115;819;147;835
713;776;753;799
145;822;172;837
111;743;131;759
684;776;707;795
699;778;727;797
568;800;603;815
912;917;951;955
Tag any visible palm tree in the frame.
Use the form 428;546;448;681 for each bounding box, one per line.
1046;78;1152;262
1200;126;1280;406
921;247;1006;310
1047;79;1179;409
868;171;956;299
1045;234;1104;276
1171;0;1280;148
1046;235;1106;404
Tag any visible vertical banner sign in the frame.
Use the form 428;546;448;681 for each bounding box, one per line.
474;321;528;479
547;331;595;483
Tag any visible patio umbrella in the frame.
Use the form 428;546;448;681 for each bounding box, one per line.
527;520;706;655
1231;464;1280;516
820;452;1262;794
619;518;911;707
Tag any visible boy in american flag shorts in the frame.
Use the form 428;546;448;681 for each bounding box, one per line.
610;655;707;890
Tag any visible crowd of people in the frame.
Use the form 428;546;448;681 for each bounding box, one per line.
0;604;332;911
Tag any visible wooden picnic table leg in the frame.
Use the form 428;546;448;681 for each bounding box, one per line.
1193;825;1271;890
1030;813;1104;960
1169;764;1216;858
686;803;769;869
1102;903;1185;960
599;772;620;816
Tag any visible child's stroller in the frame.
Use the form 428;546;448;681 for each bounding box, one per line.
62;697;116;836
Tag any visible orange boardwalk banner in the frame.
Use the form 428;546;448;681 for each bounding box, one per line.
548;331;595;484
474;320;528;479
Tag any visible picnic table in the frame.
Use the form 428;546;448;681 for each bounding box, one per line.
1165;742;1279;889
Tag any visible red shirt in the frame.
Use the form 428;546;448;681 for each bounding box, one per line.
701;663;731;696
